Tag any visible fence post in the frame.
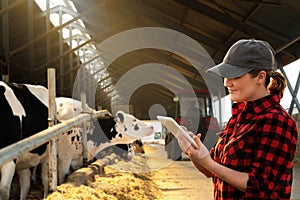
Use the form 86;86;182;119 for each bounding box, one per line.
47;68;57;193
81;92;88;167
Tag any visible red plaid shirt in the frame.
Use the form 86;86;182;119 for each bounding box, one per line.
211;94;298;199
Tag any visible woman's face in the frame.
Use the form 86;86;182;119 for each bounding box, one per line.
224;73;266;102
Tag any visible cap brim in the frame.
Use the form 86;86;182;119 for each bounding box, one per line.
206;63;252;78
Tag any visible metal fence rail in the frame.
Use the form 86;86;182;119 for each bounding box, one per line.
0;68;112;196
0;109;110;166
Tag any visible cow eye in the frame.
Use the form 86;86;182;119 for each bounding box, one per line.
134;124;139;131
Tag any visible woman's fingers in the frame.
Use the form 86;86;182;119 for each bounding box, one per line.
177;134;192;153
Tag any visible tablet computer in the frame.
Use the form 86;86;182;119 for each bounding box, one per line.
157;115;198;148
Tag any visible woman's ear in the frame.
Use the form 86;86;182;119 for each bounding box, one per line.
257;71;267;85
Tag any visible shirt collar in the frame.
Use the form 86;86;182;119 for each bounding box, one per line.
232;94;281;115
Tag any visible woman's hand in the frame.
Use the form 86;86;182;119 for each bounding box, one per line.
177;127;209;161
188;134;210;160
177;127;212;177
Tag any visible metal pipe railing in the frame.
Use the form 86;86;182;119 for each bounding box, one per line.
0;109;110;166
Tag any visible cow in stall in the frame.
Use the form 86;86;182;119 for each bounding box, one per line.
0;81;49;200
0;83;153;200
55;97;153;184
55;97;148;160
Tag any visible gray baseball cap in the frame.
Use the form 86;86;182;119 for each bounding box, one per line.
207;39;275;78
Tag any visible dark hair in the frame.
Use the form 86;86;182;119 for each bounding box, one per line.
248;70;286;97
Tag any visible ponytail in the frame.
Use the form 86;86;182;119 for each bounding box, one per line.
248;70;287;98
267;71;286;98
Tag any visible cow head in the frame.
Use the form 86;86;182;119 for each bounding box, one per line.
112;111;153;144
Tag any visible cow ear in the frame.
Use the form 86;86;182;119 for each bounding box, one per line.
117;112;124;123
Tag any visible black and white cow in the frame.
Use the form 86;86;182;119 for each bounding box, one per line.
0;81;49;200
54;98;153;184
0;84;153;200
41;98;152;195
55;98;150;161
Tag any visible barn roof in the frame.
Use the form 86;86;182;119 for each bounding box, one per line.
1;0;300;118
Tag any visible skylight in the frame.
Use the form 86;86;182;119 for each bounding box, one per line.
34;0;109;85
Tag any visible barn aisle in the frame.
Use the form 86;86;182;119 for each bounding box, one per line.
145;144;213;200
145;143;300;200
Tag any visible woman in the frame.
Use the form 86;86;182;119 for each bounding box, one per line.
178;39;298;199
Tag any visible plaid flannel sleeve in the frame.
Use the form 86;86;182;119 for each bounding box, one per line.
245;112;298;199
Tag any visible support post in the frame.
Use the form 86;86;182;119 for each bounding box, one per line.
47;68;57;193
81;92;88;167
280;68;300;114
288;71;300;114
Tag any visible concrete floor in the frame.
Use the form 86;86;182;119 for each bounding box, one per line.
145;144;300;200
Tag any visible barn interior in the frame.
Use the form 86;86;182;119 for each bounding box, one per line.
1;0;300;119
